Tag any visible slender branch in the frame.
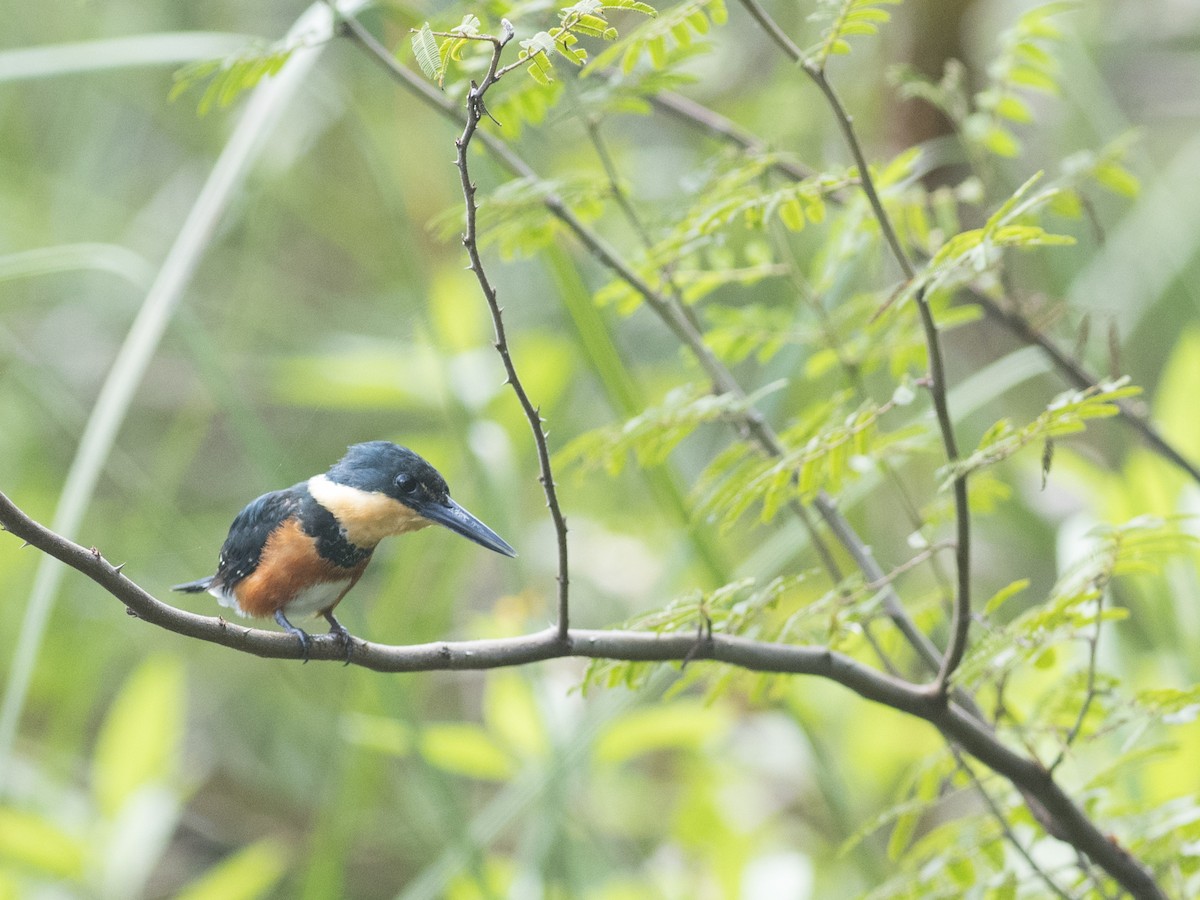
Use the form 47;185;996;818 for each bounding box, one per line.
449;22;571;641
733;0;972;694
0;488;1165;898
971;288;1200;486
950;751;1077;900
1050;585;1107;774
647;90;817;182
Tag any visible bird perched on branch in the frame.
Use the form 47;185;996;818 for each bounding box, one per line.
174;441;516;661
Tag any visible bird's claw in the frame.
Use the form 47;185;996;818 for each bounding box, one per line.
324;612;355;666
275;610;313;663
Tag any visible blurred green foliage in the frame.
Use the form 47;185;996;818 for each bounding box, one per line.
3;0;1200;897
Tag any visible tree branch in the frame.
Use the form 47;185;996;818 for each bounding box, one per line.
447;22;572;641
971;288;1200;486
732;0;972;694
0;487;1165;897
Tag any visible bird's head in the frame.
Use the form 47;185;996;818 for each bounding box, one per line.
313;441;517;557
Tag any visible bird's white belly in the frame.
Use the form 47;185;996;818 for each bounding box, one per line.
209;580;350;619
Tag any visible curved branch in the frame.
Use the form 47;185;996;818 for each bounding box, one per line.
732;0;972;693
448;23;572;639
0;487;1165;897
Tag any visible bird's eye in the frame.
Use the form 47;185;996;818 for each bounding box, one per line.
394;473;419;494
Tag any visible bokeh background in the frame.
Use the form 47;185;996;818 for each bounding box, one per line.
3;0;1200;897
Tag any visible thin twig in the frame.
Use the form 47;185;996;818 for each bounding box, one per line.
1050;584;1107;774
733;0;971;695
648;90;818;182
971;288;1200;486
571;92;852;590
449;21;571;642
951;750;1077;900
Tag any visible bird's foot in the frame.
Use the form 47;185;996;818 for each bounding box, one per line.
274;610;312;663
323;612;356;666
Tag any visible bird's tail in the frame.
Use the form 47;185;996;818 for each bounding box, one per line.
172;577;214;593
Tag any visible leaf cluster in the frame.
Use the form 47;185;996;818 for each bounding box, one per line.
806;0;903;70
958;515;1199;690
942;378;1140;487
890;1;1077;159
556;381;788;475
429;174;609;258
697;396;917;528
583;0;726;75
411;15;487;88
170;38;305;114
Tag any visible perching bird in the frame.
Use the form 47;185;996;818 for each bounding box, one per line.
174;441;516;661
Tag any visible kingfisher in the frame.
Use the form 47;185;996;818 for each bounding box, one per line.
174;441;516;661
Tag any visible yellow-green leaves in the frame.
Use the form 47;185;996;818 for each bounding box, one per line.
173;840;290;900
943;379;1140;487
92;655;185;819
516;0;659;84
557;382;788;477
699;398;911;528
421;723;517;780
593;702;729;764
411;16;482;87
809;0;903;70
585;0;724;75
958;516;1197;690
0;808;85;879
170;39;298;115
900;173;1075;309
963;1;1075;158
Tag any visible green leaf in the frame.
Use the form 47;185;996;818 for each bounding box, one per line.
594;702;729;764
339;712;414;757
585;0;725;74
0;808;85;879
809;0;903;68
983;578;1030;616
483;672;549;760
92;656;186;818
942;379;1140;486
411;24;444;85
171;39;299;115
778;197;805;231
420;723;516;780
174;839;291;900
1093;160;1141;198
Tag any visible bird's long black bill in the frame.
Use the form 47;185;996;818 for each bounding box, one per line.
422;498;517;558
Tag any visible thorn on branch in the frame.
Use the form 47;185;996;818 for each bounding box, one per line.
125;607;139;618
112;562;125;575
478;98;502;128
